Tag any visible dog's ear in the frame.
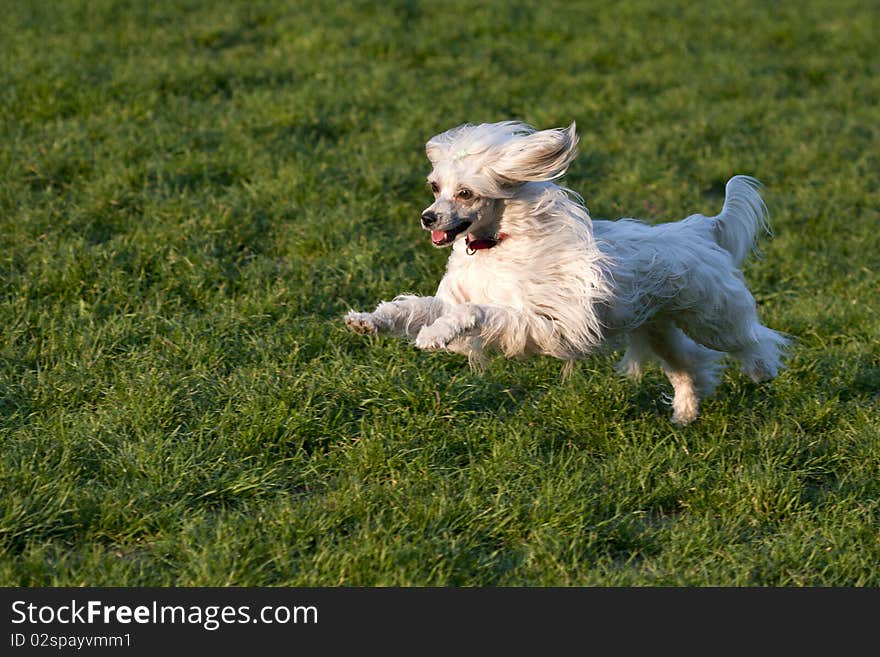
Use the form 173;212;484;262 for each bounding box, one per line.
490;122;579;184
425;137;445;165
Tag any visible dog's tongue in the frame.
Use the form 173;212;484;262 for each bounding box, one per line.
431;230;447;243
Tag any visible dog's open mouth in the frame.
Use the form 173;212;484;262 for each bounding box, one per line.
430;222;471;247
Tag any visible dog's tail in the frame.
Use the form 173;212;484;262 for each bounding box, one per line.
709;175;771;267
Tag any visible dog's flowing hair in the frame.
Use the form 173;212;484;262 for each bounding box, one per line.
345;121;788;424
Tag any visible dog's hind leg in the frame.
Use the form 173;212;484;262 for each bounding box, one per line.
618;333;655;380
730;323;789;383
635;320;724;425
675;285;789;384
344;295;446;339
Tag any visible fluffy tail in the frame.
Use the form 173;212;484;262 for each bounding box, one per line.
710;175;771;267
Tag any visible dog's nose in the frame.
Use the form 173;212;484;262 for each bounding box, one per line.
421;210;438;227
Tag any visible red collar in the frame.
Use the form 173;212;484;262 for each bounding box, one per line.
465;232;508;255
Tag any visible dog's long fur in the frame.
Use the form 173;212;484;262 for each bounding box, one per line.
345;121;788;424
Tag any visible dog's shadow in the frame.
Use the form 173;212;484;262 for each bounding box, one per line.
425;355;642;430
429;348;879;434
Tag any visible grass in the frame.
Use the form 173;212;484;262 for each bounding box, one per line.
0;0;878;586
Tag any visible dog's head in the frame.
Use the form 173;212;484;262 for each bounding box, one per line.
421;121;579;247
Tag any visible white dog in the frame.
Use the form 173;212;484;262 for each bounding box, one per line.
344;121;788;424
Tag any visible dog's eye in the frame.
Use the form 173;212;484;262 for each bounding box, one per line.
457;188;473;200
429;181;440;195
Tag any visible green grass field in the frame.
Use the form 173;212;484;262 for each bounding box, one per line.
1;0;878;586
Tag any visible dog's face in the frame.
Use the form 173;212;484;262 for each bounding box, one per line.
420;121;579;248
421;172;499;247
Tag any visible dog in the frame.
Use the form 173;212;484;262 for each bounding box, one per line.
344;121;788;424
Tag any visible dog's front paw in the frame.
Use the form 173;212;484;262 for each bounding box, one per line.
344;311;380;335
415;322;455;351
671;408;699;426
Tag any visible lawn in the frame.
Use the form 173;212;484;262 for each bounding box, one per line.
0;0;878;586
